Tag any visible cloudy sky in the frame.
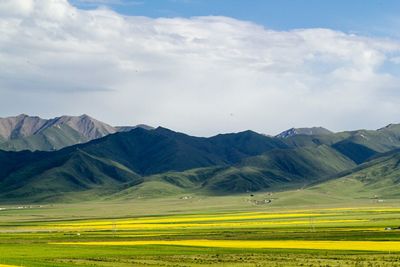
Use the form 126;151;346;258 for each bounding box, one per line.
0;0;400;136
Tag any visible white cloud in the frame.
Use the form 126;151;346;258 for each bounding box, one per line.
0;0;400;136
70;0;143;7
0;0;34;16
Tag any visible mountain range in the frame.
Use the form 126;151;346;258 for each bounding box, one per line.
1;114;400;203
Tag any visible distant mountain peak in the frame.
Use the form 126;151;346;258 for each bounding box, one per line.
0;114;48;140
17;113;29;118
154;126;177;133
377;123;400;131
0;114;155;151
116;125;154;132
276;127;333;138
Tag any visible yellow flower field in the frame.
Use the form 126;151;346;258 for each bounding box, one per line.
1;204;400;266
45;207;400;230
53;239;400;252
52;212;328;226
28;218;368;231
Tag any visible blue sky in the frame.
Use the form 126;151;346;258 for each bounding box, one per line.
1;0;400;135
71;0;400;37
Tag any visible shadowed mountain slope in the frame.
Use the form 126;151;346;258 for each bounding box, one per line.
111;145;356;198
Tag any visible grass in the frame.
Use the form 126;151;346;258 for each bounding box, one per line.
0;195;400;266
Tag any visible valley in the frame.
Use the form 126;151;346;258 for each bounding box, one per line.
0;197;400;266
1;115;400;266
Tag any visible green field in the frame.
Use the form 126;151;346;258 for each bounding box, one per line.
1;194;400;267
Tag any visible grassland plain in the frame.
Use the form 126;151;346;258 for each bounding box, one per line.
0;195;400;266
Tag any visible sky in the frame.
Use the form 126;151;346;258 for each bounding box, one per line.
71;0;400;38
0;0;400;136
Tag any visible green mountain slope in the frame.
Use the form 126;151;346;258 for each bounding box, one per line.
0;149;142;202
242;145;356;179
196;145;354;194
306;149;400;199
112;145;356;198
